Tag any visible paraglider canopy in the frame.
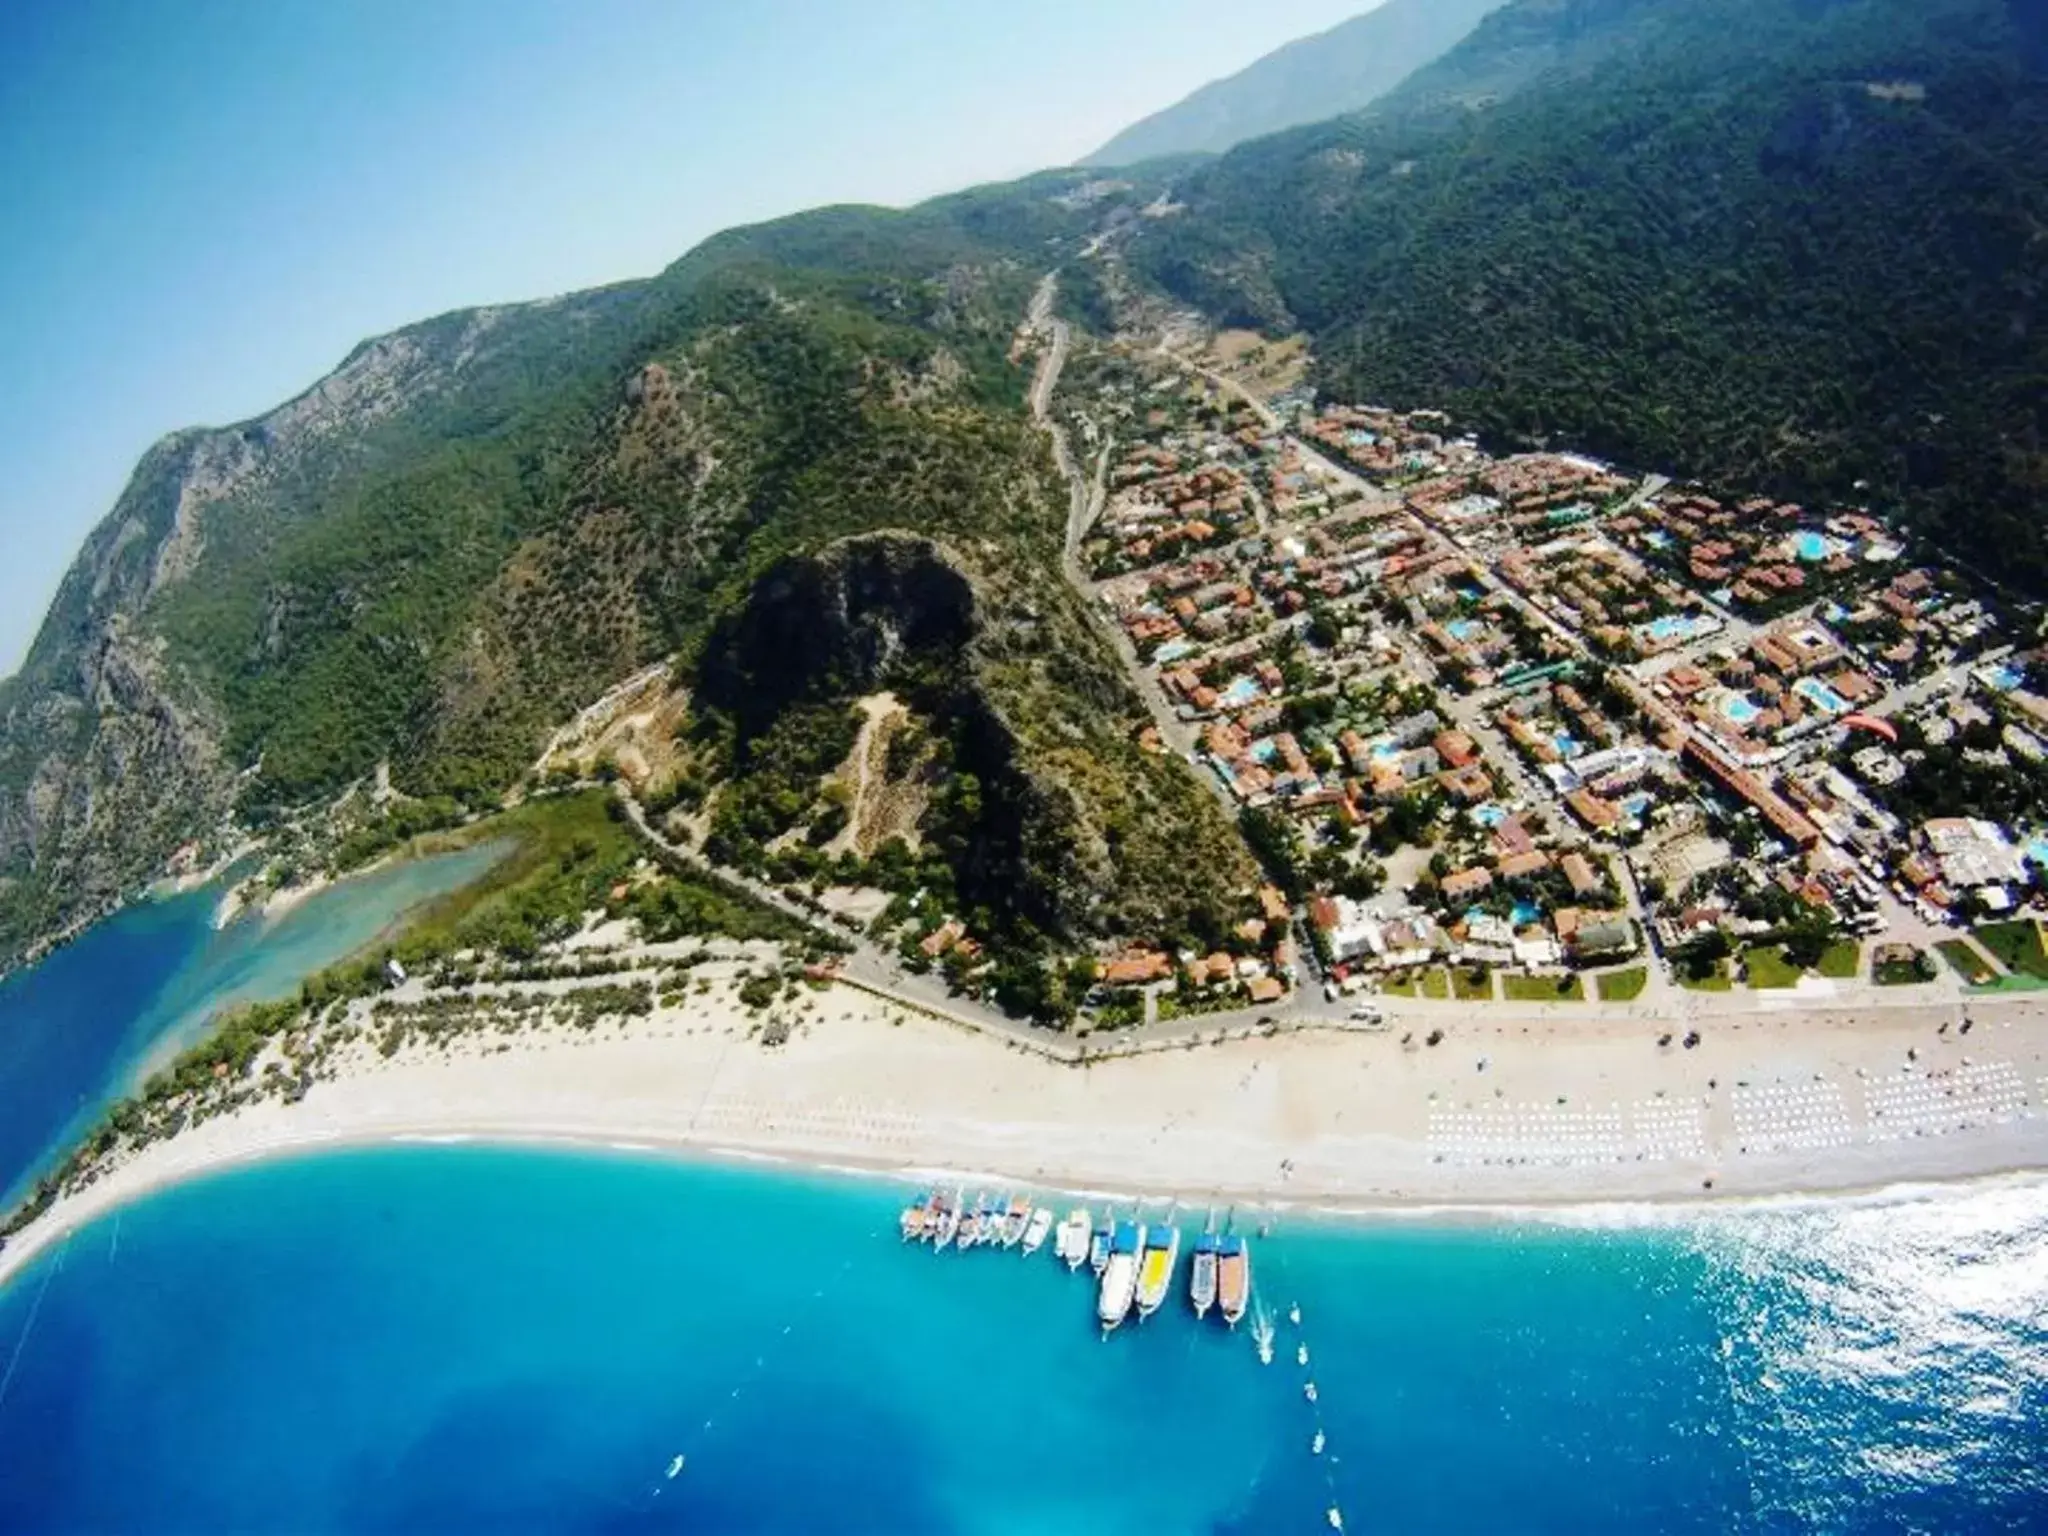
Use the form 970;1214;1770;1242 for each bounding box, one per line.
1841;712;1898;744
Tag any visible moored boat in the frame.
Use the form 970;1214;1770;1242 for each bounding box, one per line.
1217;1234;1250;1328
958;1190;989;1251
933;1188;962;1251
1000;1195;1031;1249
1057;1208;1092;1270
1189;1231;1218;1318
1022;1206;1054;1255
1089;1213;1112;1277
1135;1221;1180;1320
1097;1222;1143;1332
899;1200;928;1242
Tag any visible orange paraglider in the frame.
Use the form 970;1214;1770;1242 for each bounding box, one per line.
1840;712;1898;744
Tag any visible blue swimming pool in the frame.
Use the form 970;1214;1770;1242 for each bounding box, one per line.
1719;694;1763;727
1473;803;1508;828
1510;900;1544;927
1793;677;1850;715
1553;733;1582;759
1621;792;1654;820
1640;613;1718;646
1984;664;2024;693
1153;640;1193;664
1219;677;1262;709
1445;618;1483;642
1792;530;1832;562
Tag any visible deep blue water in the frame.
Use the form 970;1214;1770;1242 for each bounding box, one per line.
0;843;507;1207
2;1148;2045;1534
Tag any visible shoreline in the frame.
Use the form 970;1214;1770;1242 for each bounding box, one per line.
4;979;2045;1291
6;1116;2047;1292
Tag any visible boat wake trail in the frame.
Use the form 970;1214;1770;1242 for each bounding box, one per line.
644;1226;876;1501
0;1237;69;1414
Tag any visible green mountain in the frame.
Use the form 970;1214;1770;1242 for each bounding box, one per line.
1127;0;2048;587
1083;0;1503;166
0;174;1251;971
7;0;2043;972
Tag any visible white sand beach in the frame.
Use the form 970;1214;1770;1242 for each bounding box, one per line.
5;979;2047;1289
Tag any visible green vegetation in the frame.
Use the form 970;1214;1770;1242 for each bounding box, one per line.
2;789;817;1240
1595;967;1647;1003
1935;938;1999;985
1741;946;1804;990
1503;972;1583;1003
1678;960;1734;993
1418;967;1450;1000
1972;920;2048;980
0;166;1220;965
1873;948;1939;987
1816;941;1863;981
1136;0;2048;591
1451;966;1494;1002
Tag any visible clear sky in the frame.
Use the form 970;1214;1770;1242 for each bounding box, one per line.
0;0;1374;673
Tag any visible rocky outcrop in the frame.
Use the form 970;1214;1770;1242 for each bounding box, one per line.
695;532;1252;949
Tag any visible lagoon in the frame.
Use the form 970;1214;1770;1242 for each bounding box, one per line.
0;842;507;1207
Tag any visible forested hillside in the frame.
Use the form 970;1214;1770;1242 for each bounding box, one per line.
0;170;1250;965
1130;0;2047;586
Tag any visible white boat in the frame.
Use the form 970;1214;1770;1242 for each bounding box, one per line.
666;1455;686;1479
933;1188;962;1251
1000;1194;1031;1249
1089;1213;1112;1277
1297;1343;1309;1367
1057;1208;1092;1270
1022;1206;1054;1255
1327;1507;1343;1530
1289;1303;1302;1327
958;1190;989;1251
1304;1381;1318;1403
1189;1231;1218;1319
1097;1222;1143;1332
1311;1431;1325;1456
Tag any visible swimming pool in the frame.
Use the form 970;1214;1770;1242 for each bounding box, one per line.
1510;900;1544;927
1153;640;1194;664
1473;803;1509;828
1793;677;1850;715
1984;664;2025;693
1791;530;1841;562
1642;530;1672;550
1639;613;1718;646
1552;733;1582;760
1445;618;1483;642
1718;693;1764;727
1219;677;1263;709
1621;792;1654;820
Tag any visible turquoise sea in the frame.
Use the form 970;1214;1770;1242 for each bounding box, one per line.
0;872;2046;1532
0;842;506;1208
1;1149;2046;1532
